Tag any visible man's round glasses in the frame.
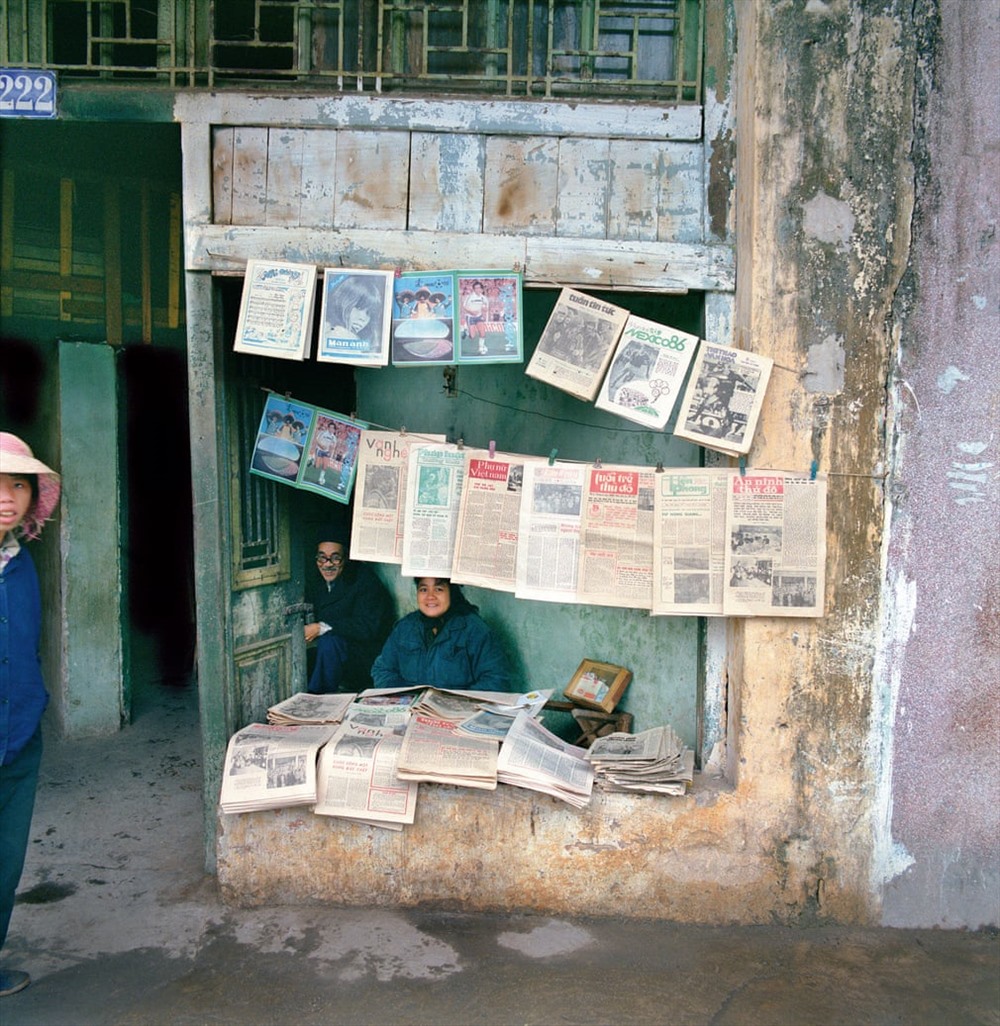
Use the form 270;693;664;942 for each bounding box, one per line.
315;554;344;565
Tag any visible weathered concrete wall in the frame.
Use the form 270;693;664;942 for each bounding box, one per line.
216;0;943;925
878;1;1000;929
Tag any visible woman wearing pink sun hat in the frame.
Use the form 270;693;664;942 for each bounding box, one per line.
0;432;61;998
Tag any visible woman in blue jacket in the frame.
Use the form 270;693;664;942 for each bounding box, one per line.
371;578;509;692
0;433;60;999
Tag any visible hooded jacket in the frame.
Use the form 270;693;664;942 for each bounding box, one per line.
370;587;510;692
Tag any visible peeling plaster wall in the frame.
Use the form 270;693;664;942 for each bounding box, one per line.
878;1;1000;929
729;0;921;924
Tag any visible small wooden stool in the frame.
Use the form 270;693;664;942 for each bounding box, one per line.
544;700;634;748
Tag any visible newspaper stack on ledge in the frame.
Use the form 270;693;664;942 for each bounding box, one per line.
497;710;594;807
313;720;417;830
220;723;338;813
396;713;500;790
586;725;695;796
267;692;357;725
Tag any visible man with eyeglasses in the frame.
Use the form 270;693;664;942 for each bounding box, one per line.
304;526;394;694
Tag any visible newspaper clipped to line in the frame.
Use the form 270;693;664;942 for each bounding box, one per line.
595;317;700;430
673;343;773;456
452;449;541;593
652;468;732;617
578;464;656;610
525;288;629;402
401;443;467;578
723;471;827;617
515;461;587;604
350;430;446;564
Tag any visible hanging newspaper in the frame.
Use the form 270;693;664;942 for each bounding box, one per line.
317;268;393;367
401;443;468;578
233;260;317;362
673;343;773;456
525;288;629;401
594;318;701;430
652;468;733;617
514;461;588;603
350;430;447;564
452;449;541;593
577;464;656;610
723;471;827;617
313;720;418;829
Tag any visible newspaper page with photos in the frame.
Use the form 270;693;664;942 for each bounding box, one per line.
313;720;418;829
673;343;774;456
396;713;499;790
577;464;656;610
350;430;446;564
525;288;630;401
401;443;468;578
594;318;700;430
452;449;541;593
514;461;588;604
496;710;594;807
219;723;337;814
652;468;733;617
723;471;827;617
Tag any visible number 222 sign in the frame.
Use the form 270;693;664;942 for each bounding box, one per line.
0;70;57;119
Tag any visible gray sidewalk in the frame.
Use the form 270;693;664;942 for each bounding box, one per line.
3;681;998;1026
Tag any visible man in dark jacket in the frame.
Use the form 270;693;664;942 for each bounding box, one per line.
304;527;394;693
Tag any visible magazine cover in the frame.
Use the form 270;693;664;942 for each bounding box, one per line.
525;288;629;401
249;394;315;484
673;343;774;456
233;260;317;361
298;408;367;503
594;317;700;430
455;272;523;364
249;393;366;504
317;268;393;366
390;271;456;365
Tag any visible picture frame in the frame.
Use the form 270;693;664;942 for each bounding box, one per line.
563;659;632;713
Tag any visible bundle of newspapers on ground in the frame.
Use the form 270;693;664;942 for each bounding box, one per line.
219;687;694;828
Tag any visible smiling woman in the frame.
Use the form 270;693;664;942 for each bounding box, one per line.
371;578;511;693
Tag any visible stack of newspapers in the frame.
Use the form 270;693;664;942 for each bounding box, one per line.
586;725;694;795
219;723;338;813
266;692;357;725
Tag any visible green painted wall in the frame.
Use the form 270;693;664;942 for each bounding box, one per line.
357;288;705;745
58;341;123;735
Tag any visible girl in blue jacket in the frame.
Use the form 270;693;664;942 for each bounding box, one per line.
371;578;509;692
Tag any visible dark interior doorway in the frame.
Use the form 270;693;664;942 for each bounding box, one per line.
121;344;196;709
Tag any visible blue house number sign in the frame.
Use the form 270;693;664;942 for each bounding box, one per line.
0;69;57;118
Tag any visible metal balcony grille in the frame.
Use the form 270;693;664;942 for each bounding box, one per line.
1;0;702;101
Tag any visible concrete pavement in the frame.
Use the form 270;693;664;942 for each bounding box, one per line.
3;679;998;1026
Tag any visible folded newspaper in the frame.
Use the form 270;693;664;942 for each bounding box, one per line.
496;710;594;807
396;713;500;790
219;723;338;814
586;725;694;795
267;692;357;725
313;720;418;829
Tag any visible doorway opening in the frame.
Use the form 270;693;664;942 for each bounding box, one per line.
121;344;196;717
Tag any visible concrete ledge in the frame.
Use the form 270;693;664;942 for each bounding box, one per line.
215;775;796;923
